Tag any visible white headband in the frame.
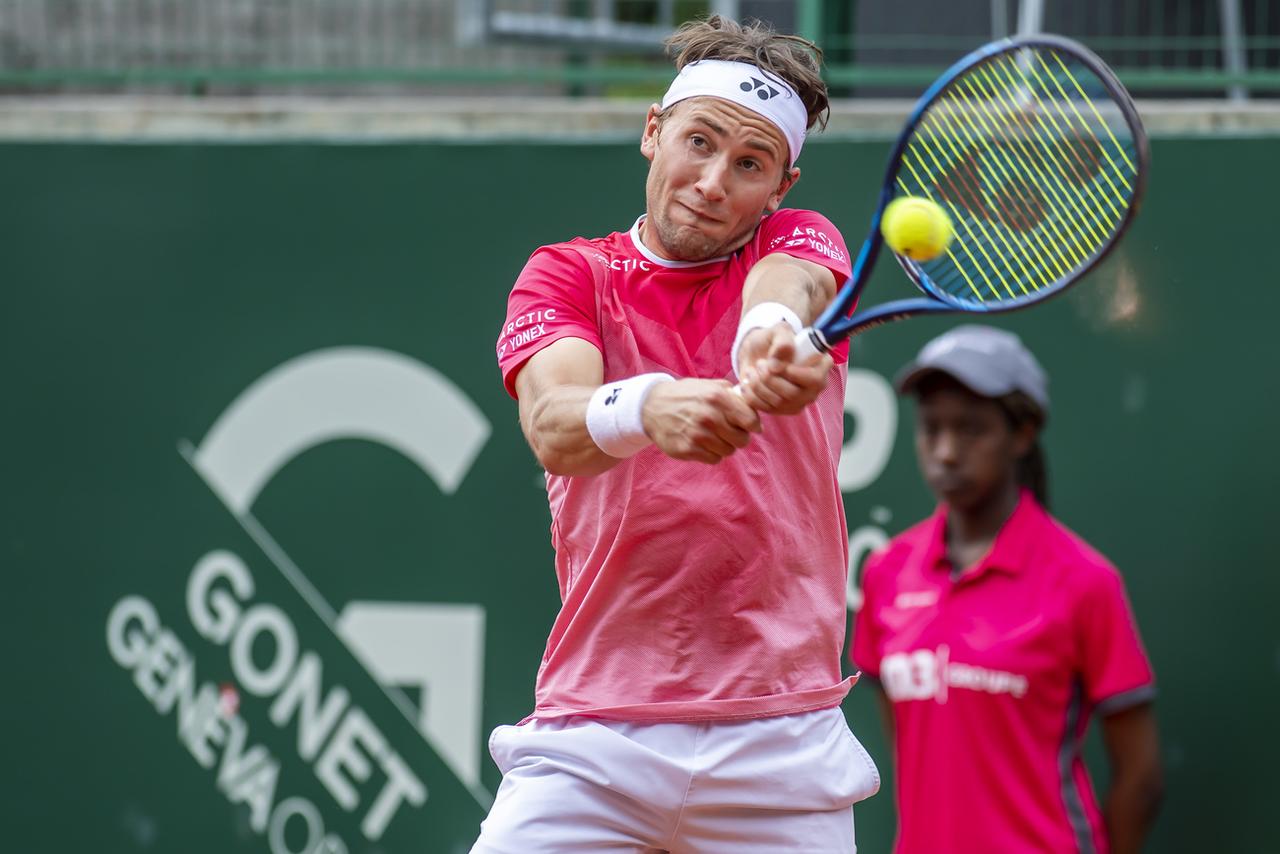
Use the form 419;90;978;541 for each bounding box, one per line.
660;59;808;167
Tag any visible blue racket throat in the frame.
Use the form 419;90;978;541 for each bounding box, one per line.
799;34;1149;351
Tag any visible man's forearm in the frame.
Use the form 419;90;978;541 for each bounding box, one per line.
739;254;835;325
521;386;621;478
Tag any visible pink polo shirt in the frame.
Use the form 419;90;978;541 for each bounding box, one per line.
497;210;857;722
852;491;1155;854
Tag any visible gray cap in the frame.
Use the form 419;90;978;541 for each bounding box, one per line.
895;324;1050;413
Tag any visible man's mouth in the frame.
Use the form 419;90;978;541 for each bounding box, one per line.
677;201;721;224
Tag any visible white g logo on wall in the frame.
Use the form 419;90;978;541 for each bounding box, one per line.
182;346;493;806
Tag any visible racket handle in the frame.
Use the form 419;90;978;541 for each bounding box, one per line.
794;328;829;362
733;327;829;396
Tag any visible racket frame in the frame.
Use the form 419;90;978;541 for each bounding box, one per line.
804;33;1150;354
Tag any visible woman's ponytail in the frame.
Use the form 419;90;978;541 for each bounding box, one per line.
999;392;1050;509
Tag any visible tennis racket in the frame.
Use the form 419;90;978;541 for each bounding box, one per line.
794;34;1149;360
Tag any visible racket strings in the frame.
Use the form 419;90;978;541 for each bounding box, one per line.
996;55;1127;230
896;46;1142;308
899;136;1020;299
935;57;1115;292
922;94;1066;292
1048;51;1136;186
904;89;1062;299
971;51;1136;290
939;85;1080;279
903;99;1069;300
961;65;1107;264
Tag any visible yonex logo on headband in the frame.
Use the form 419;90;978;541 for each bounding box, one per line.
740;76;780;100
661;59;809;166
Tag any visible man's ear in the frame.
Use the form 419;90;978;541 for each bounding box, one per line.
766;166;801;212
640;104;662;162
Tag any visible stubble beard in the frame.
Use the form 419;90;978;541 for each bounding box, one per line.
646;205;753;262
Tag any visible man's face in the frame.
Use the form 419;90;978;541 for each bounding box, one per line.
639;97;799;261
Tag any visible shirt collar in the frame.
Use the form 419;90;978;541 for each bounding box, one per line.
628;215;731;268
923;489;1047;581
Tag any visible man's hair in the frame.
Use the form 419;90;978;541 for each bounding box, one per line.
663;16;830;132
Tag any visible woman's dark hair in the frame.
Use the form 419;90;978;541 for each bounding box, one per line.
996;391;1050;509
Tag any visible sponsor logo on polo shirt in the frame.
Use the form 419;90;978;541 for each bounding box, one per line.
767;226;849;265
893;590;940;609
610;257;652;272
499;307;559;357
881;645;1028;704
590;251;652;273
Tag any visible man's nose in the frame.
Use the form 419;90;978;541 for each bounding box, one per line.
695;156;730;202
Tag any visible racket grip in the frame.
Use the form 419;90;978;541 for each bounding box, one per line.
793;328;828;362
733;328;828;397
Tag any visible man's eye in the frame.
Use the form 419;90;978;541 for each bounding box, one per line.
690;135;707;147
741;159;760;171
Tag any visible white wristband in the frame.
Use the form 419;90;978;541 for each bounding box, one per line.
585;373;675;458
731;301;803;378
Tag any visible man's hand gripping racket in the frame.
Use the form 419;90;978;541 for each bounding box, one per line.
749;34;1149;381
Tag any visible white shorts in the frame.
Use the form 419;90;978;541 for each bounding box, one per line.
470;706;880;854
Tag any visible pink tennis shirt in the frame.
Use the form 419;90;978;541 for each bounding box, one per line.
498;209;856;722
852;490;1155;854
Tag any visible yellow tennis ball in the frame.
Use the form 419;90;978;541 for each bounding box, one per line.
881;197;953;262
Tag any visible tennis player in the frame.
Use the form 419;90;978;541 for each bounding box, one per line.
477;15;879;854
852;325;1163;854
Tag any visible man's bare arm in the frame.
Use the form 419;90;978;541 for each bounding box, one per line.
735;253;839;414
739;252;838;325
515;337;762;476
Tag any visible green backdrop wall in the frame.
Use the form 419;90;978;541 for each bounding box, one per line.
3;136;1276;853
